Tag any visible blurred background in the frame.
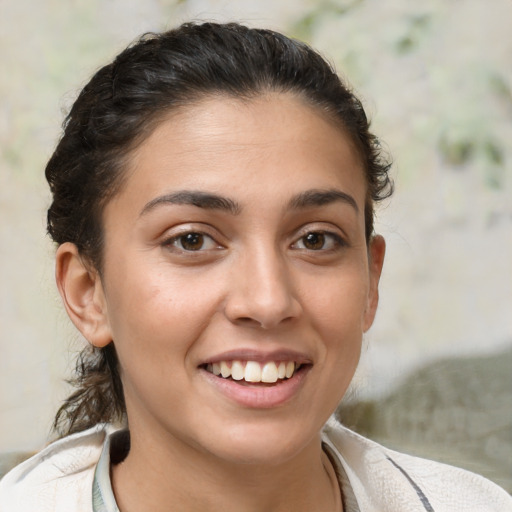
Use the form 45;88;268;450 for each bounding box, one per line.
1;0;511;490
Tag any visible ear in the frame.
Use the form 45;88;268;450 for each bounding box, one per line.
363;234;386;332
55;242;112;348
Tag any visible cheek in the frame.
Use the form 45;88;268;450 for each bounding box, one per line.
297;272;368;424
104;262;225;373
303;264;369;389
305;265;370;338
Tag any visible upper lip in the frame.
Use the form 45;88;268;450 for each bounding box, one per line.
200;348;313;366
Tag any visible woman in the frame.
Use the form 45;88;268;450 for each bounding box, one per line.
0;22;510;512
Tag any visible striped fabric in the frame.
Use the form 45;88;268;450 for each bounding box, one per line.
92;434;119;512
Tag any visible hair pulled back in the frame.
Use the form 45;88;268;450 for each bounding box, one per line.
48;22;393;436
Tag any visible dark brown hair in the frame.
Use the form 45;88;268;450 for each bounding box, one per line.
48;21;393;437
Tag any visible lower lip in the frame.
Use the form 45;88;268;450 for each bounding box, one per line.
200;366;310;409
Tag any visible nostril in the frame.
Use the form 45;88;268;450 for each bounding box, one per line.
236;316;262;326
234;315;297;329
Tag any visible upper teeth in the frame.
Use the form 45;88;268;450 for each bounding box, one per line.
206;361;297;383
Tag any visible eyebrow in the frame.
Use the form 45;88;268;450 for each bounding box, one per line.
140;190;241;217
288;189;359;213
139;187;358;218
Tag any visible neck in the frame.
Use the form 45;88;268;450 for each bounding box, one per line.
111;427;342;512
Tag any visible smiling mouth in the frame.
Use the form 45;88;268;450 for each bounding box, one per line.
203;360;304;384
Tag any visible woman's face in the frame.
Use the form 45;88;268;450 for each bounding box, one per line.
93;93;384;465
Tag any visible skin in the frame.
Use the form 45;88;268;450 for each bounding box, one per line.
56;93;385;512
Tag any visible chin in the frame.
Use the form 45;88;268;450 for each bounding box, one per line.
199;419;320;467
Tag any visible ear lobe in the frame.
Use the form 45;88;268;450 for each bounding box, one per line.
363;234;386;332
55;242;112;348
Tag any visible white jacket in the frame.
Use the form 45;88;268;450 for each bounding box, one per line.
1;419;511;511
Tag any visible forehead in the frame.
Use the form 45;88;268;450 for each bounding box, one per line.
113;93;366;215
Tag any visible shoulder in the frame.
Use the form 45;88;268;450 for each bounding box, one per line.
0;424;117;512
323;418;512;512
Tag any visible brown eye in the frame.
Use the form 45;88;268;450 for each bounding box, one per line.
165;232;219;252
292;231;345;251
180;233;204;251
303;232;325;250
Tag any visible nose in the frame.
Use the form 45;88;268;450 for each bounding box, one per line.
224;245;302;329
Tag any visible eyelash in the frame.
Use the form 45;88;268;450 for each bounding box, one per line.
163;231;221;252
162;229;346;254
292;231;346;252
